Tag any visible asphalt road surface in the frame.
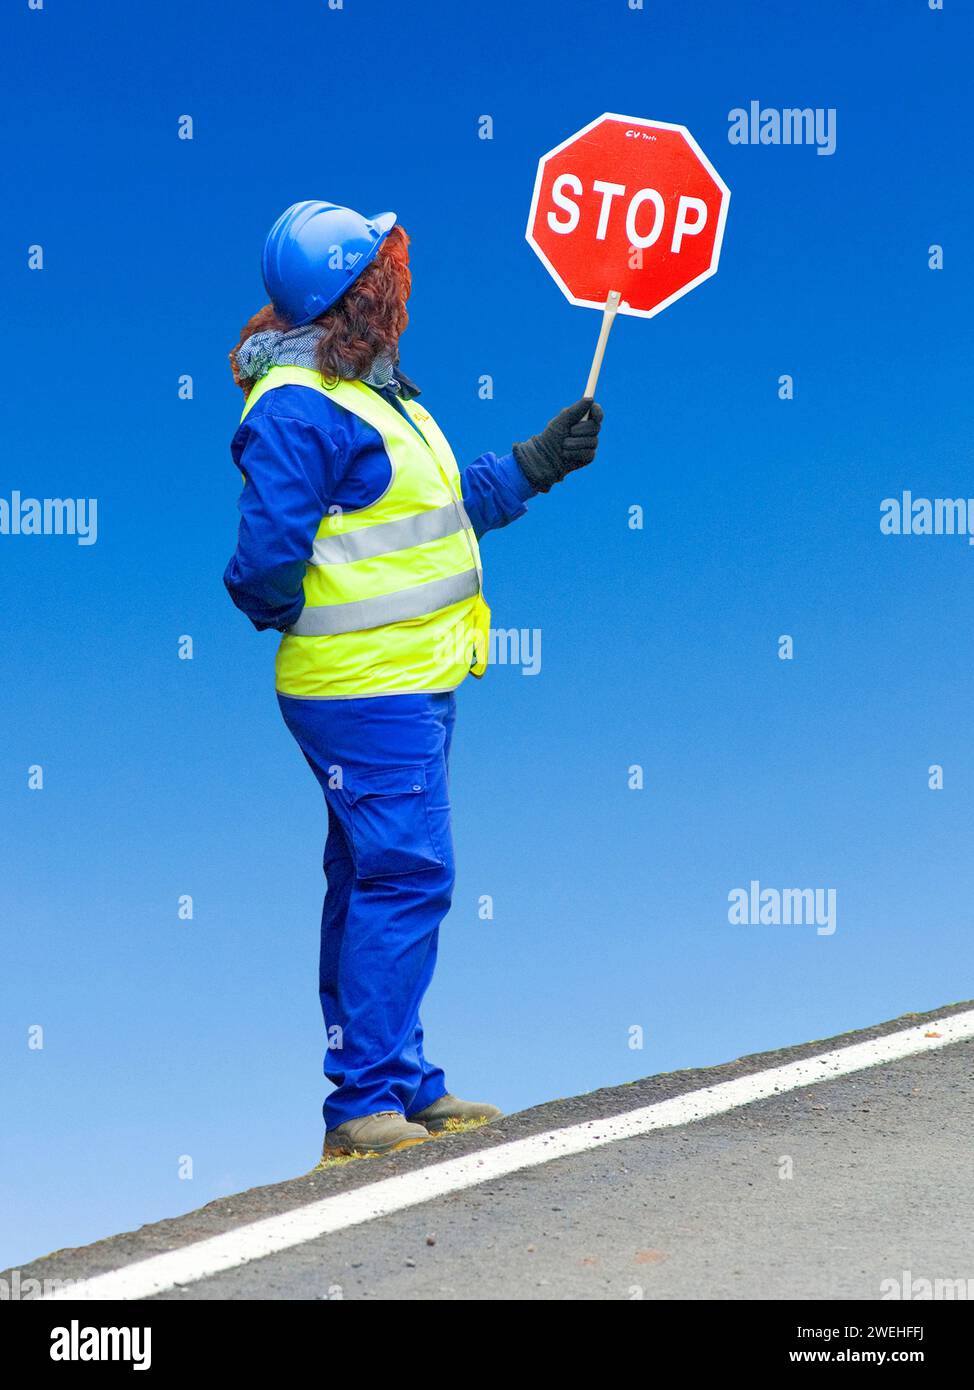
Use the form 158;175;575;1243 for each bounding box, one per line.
9;1003;973;1300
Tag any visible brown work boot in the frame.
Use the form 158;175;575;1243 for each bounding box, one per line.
408;1094;503;1132
323;1110;431;1157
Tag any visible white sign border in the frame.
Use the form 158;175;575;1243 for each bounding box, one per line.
525;111;731;320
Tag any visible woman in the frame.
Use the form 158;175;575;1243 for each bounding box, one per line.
226;200;603;1157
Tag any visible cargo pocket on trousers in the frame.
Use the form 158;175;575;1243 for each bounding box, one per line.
339;766;445;880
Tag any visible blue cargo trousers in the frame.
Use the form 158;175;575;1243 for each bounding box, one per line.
278;690;456;1130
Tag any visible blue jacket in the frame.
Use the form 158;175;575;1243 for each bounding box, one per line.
224;375;537;632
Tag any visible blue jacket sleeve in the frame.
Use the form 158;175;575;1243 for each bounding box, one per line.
461;450;538;540
224;413;335;632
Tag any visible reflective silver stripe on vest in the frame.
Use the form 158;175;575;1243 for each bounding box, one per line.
311;503;464;566
288;569;480;637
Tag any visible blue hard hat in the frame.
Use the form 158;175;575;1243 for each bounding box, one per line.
261;200;398;326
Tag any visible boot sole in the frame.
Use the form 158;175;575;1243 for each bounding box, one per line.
322;1133;431;1159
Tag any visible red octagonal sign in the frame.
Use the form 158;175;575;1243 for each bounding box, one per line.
526;112;730;319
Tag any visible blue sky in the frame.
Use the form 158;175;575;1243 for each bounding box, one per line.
2;0;971;1268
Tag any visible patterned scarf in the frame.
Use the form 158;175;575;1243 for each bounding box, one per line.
237;325;398;391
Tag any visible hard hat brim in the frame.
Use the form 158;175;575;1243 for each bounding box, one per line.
370;211;397;237
314;209;396;316
313;210;396;313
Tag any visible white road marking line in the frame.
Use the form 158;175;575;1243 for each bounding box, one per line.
46;1011;974;1300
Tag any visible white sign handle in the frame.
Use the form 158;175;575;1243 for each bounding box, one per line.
583;289;621;399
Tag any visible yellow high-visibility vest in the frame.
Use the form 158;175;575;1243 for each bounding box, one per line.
239;365;491;698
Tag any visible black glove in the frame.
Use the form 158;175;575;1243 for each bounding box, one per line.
512;398;604;493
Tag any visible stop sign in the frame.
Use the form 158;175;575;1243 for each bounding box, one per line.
526;112;730;318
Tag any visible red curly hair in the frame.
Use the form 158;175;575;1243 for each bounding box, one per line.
229;224;411;395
